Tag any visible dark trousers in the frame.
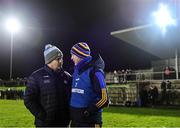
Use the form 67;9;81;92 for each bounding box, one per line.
35;110;70;127
70;107;102;127
35;118;70;127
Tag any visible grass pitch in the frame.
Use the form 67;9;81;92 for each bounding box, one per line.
0;100;180;127
0;86;25;91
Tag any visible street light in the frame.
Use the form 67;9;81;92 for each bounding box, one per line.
153;3;176;34
153;3;179;79
6;18;21;80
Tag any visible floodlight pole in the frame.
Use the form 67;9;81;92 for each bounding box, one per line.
175;48;179;80
10;31;14;80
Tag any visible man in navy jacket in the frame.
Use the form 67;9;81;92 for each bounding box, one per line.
70;42;109;127
24;44;71;127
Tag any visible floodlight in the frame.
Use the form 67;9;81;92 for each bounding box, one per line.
5;17;21;79
6;18;21;33
153;3;176;34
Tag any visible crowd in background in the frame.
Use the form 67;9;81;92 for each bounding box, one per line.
139;80;174;107
0;77;27;86
106;67;177;84
0;89;24;99
0;69;179;107
107;69;134;84
0;77;26;99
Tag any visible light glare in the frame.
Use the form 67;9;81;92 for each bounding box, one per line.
153;3;176;34
6;18;21;33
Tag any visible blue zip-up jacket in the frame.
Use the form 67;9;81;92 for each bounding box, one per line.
70;55;109;115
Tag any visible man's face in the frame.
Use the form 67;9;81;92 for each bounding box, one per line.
51;57;63;71
71;54;81;65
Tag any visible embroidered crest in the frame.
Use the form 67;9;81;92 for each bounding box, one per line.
44;79;50;84
43;75;49;78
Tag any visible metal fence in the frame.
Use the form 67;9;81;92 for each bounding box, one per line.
106;71;177;84
107;80;180;107
107;85;137;106
0;79;27;87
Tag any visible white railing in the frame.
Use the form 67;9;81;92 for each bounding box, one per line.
106;71;177;84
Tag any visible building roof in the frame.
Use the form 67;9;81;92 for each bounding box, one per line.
111;24;180;59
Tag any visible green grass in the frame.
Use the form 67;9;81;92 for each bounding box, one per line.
0;100;180;127
0;100;34;127
0;86;25;91
103;106;180;127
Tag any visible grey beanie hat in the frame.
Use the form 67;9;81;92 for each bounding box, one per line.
44;44;63;64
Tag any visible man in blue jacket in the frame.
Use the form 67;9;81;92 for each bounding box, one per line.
24;44;71;127
70;42;109;127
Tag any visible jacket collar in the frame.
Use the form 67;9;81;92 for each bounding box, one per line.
44;65;63;76
75;56;92;70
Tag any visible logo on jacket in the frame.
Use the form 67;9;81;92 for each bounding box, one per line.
43;79;50;84
76;78;80;81
75;78;80;87
43;75;50;78
72;88;84;94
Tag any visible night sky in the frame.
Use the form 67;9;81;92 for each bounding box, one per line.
0;0;162;79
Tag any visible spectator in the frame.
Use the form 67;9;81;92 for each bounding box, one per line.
166;80;172;105
151;86;159;106
160;81;166;104
164;66;170;79
113;70;119;84
139;85;148;107
167;80;172;89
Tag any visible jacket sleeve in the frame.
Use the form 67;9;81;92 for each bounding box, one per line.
24;75;46;120
86;70;109;115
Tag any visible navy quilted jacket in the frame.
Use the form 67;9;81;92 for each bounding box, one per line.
24;65;71;127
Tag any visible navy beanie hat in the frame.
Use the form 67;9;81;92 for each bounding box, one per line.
71;42;91;59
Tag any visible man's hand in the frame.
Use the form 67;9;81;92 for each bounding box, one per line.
83;110;90;117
